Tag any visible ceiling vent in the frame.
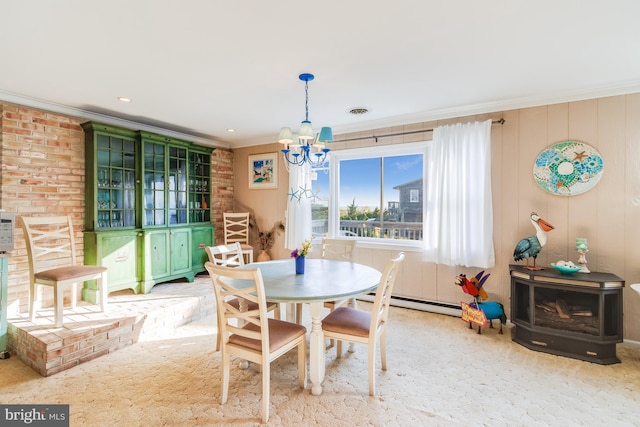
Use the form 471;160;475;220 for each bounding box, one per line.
348;107;370;115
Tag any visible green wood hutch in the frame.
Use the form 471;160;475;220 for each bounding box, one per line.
81;122;214;301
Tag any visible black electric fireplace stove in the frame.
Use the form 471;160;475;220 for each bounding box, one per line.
510;265;624;365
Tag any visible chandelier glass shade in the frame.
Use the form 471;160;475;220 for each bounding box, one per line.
279;73;333;167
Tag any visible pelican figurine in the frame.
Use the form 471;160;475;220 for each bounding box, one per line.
513;212;555;270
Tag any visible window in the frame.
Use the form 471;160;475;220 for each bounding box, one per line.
311;142;427;244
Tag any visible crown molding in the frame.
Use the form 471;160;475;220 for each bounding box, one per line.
329;80;640;137
3;80;640;150
0;90;230;150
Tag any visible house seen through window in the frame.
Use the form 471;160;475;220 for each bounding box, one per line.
310;142;426;243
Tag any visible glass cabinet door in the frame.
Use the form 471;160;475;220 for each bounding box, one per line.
96;134;136;228
143;142;166;226
168;146;188;225
189;151;211;223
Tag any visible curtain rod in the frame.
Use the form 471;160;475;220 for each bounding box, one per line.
336;118;505;143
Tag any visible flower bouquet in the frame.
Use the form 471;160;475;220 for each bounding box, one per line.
291;239;311;274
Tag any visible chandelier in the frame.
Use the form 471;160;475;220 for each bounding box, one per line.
279;73;333;167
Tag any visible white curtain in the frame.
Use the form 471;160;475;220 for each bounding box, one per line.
423;119;495;268
285;162;312;251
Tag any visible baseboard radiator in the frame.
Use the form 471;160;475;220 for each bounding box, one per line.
358;294;640;348
358;293;462;317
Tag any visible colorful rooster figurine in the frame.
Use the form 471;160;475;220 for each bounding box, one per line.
455;271;506;334
455;271;490;301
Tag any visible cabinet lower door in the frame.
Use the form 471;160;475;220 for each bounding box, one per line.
145;229;171;282
170;228;192;275
191;226;214;272
84;231;141;298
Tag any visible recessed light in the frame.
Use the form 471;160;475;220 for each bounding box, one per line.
226;128;236;132
118;97;132;102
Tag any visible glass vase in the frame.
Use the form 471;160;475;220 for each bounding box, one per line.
295;256;305;274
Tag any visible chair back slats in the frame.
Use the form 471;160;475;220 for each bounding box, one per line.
21;216;78;275
223;212;251;245
369;253;405;337
205;262;270;351
321;238;356;261
205;242;245;267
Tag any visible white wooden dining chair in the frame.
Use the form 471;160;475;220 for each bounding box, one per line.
20;215;108;328
205;242;246;268
205;243;280;351
204;262;307;423
223;212;254;264
295;238;357;325
321;252;405;396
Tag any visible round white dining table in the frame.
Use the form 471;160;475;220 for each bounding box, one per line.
238;258;381;395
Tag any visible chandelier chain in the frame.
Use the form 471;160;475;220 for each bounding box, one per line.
304;79;310;122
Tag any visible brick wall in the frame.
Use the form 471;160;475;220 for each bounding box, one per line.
1;104;87;312
0;102;233;313
211;148;234;245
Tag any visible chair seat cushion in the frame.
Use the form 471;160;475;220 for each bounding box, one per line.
35;265;107;282
322;306;371;338
229;319;306;353
239;243;253;252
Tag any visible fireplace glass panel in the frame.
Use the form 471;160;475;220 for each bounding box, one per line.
513;281;530;324
534;287;599;336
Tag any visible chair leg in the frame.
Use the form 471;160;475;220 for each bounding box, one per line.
295;303;303;324
368;338;376;396
71;283;77;310
54;285;64;328
327;303;335;348
380;331;387;371
243;249;253;264
221;352;230;404
262;361;270;423
29;282;37;322
336;340;343;358
298;341;307;389
99;272;108;313
273;303;281;320
215;311;223;352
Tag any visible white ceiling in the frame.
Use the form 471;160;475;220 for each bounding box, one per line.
2;1;640;150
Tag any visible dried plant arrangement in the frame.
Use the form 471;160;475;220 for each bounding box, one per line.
249;215;285;251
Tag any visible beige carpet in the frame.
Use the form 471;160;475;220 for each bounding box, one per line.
2;297;639;426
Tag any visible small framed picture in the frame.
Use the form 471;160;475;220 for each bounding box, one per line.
248;153;278;189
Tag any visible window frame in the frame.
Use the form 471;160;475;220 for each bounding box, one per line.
322;141;429;249
409;189;420;203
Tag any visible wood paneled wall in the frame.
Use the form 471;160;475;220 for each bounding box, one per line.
233;93;640;342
